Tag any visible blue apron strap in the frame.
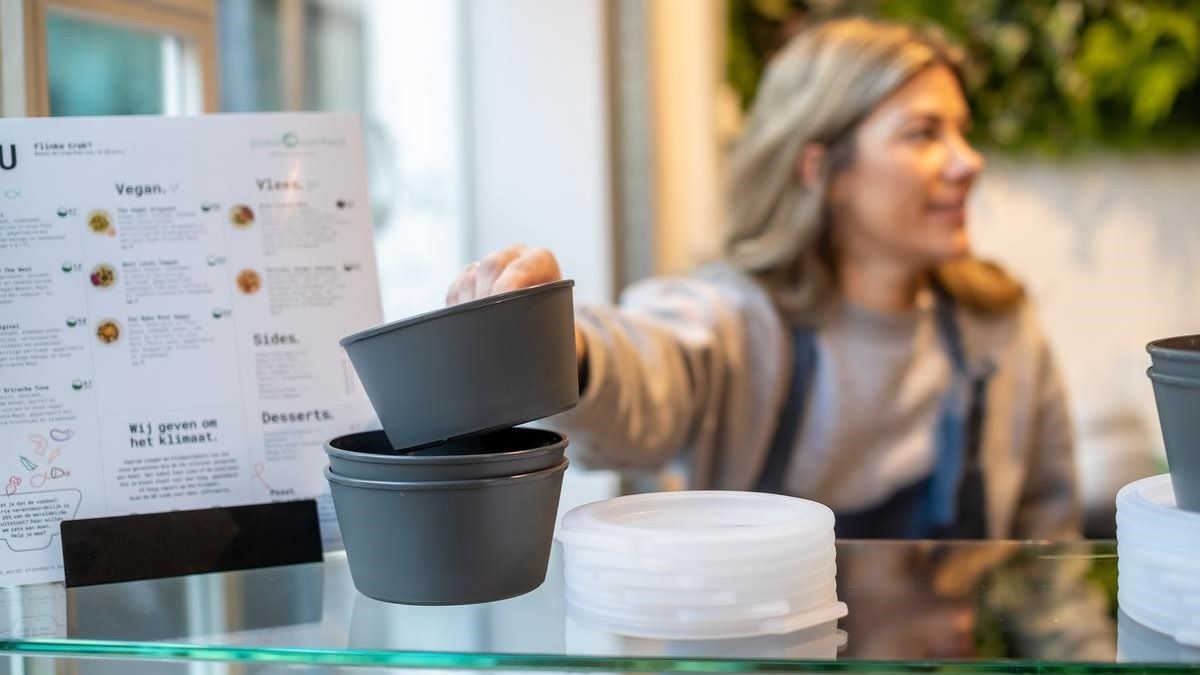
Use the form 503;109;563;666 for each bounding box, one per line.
755;326;817;494
924;283;991;538
951;374;990;537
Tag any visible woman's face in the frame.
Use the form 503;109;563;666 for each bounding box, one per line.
827;64;984;271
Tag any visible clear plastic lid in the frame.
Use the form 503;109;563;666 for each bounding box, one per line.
1119;589;1200;647
1116;511;1200;543
1117;552;1200;596
565;564;836;608
1117;520;1200;575
1118;566;1200;611
1117;550;1198;581
556;527;833;561
565;583;837;625
566;577;837;617
563;614;848;659
560;538;835;575
564;557;836;592
1116;474;1200;530
564;598;848;641
558;491;835;552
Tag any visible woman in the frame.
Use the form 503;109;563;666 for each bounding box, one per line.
446;19;1079;539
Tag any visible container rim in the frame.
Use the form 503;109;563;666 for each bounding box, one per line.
1147;334;1200;361
326;428;567;465
324;458;568;490
339;279;574;347
1146;367;1200;389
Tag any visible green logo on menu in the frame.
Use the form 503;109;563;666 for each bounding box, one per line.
251;131;345;150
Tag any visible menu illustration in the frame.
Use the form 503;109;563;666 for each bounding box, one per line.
0;113;383;586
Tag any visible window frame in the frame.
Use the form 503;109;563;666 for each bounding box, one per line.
20;0;218;116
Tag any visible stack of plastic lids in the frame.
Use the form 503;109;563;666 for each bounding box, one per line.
565;612;847;659
1115;474;1200;648
556;491;847;640
1118;608;1200;663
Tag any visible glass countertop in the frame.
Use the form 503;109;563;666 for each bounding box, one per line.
0;540;1196;672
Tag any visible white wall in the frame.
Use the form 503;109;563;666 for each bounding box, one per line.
466;0;614;305
970;155;1197;511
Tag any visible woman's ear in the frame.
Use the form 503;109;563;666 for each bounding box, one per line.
795;143;827;190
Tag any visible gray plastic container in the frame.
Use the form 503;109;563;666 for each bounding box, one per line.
340;280;578;450
326;459;568;605
325;428;567;481
1146;367;1200;512
1148;335;1200;379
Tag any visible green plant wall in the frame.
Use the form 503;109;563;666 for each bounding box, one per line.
728;0;1200;153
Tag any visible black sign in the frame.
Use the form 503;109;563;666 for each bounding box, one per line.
60;500;324;587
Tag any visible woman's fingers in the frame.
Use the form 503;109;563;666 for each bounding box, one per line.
446;245;563;306
474;245;527;298
445;261;479;305
493;247;561;293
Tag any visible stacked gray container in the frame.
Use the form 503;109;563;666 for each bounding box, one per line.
1146;335;1200;512
328;280;577;605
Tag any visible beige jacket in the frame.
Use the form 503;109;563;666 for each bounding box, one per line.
555;264;1081;540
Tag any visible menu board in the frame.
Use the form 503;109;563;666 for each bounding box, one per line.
0;113;383;586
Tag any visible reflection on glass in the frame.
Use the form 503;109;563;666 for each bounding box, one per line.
1118;608;1200;663
348;569;567;655
836;541;1116;661
564;614;846;660
0;584;66;639
46;13;168;116
0;543;1144;670
68;563;323;641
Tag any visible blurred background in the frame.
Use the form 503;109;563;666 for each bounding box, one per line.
3;0;1196;537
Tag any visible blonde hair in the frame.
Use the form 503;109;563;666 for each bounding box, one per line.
723;18;1022;320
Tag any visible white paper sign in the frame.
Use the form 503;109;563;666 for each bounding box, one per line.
0;113;383;586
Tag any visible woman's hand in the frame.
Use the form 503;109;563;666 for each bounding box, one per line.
445;244;562;305
446;244;586;366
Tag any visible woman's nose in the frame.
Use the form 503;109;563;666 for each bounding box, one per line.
946;133;984;182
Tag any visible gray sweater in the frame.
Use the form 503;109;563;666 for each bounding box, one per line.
786;290;949;511
555;263;1081;540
